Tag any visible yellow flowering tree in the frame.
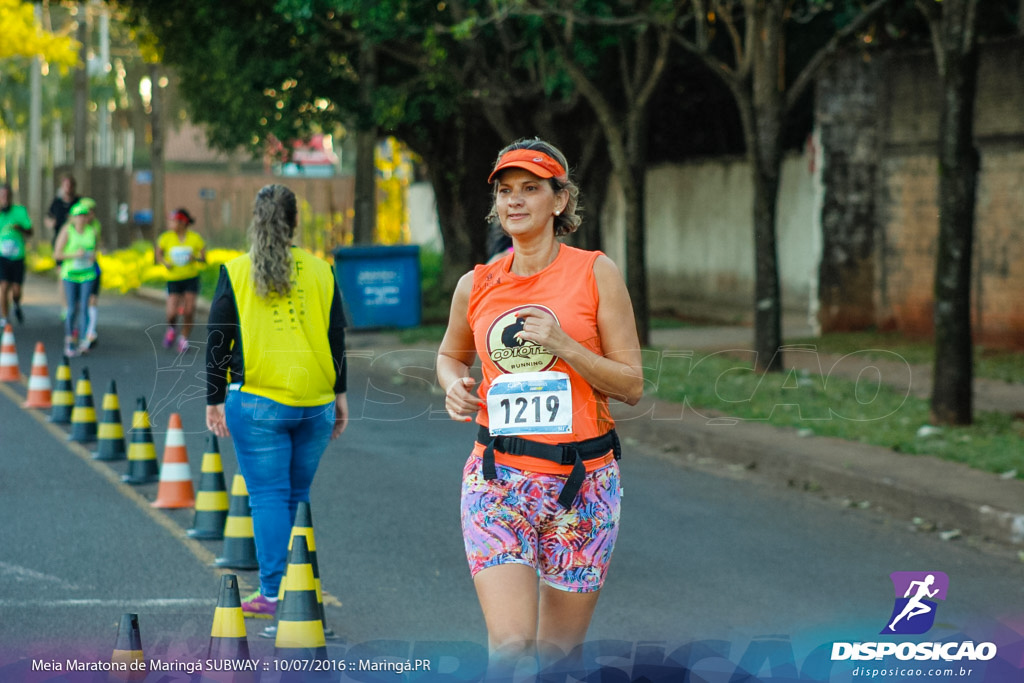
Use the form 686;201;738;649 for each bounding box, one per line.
0;0;78;68
375;136;414;245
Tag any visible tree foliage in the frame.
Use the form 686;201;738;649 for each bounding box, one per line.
0;0;79;68
119;0;616;288
462;0;679;345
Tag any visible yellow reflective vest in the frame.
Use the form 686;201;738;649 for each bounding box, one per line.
220;248;342;407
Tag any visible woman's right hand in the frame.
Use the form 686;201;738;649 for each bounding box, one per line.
206;404;230;438
444;376;479;422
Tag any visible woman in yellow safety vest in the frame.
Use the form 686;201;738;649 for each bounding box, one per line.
205;184;349;619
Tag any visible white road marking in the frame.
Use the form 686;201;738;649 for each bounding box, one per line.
0;598;215;609
0;562;82;591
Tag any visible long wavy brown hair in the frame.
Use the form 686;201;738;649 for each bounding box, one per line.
249;184;297;298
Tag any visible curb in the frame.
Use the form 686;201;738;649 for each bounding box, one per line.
613;399;1024;549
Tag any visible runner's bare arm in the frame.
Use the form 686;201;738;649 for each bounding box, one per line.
154;242;167;268
514;255;643;405
437;271;480;421
52;226;72;261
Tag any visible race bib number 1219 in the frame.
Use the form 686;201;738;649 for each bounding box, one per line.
487;371;572;437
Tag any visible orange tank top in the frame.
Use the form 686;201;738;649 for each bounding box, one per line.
467;244;615;474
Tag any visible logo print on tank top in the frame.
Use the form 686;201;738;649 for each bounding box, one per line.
485;305;558;373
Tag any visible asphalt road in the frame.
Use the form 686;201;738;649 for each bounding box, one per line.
0;278;1021;681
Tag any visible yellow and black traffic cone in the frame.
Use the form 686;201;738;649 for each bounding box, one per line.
214;474;258;570
279;502;337;639
48;356;74;424
199;574;252;683
68;367;98;444
93;379;126;461
110;612;144;681
122;396;160;484
188;434;230;539
259;501;337;641
274;535;327;662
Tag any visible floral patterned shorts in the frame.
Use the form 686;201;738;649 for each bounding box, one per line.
460;454;621;593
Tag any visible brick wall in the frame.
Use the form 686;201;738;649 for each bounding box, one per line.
844;38;1024;349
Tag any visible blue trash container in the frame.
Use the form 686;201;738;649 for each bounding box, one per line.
333;245;421;329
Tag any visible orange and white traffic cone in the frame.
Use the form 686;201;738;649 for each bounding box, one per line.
151;413;196;508
0;323;20;382
22;342;52;409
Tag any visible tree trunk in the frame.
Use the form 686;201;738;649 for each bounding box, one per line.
572;150;612;253
747;2;786;373
751;145;784;373
407;111;499;293
621;162;650;346
427;161;475;292
353;43;378;245
149;64;165;240
123;63;150;166
353;128;377;245
73;3;89;195
816;52;881;332
931;0;979;425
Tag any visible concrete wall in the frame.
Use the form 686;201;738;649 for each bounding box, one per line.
602;153;821;321
407;181;443;251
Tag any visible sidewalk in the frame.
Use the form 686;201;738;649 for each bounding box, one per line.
134;283;1024;550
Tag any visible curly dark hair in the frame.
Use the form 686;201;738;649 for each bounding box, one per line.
248;184;297;298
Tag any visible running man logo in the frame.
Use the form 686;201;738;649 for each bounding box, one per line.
485;305;558;374
881;571;949;635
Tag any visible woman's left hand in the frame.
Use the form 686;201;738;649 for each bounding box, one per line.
332;393;349;439
514;307;570;356
206;404;229;438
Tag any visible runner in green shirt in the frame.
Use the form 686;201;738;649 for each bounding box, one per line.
54;200;99;357
0;183;33;326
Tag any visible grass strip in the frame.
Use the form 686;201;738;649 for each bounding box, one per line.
788;331;1024;384
645;350;1024;478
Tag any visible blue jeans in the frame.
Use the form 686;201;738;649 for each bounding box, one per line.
64;279;95;339
225;390;334;597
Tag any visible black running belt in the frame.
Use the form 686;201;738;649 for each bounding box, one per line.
475;425;622;509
